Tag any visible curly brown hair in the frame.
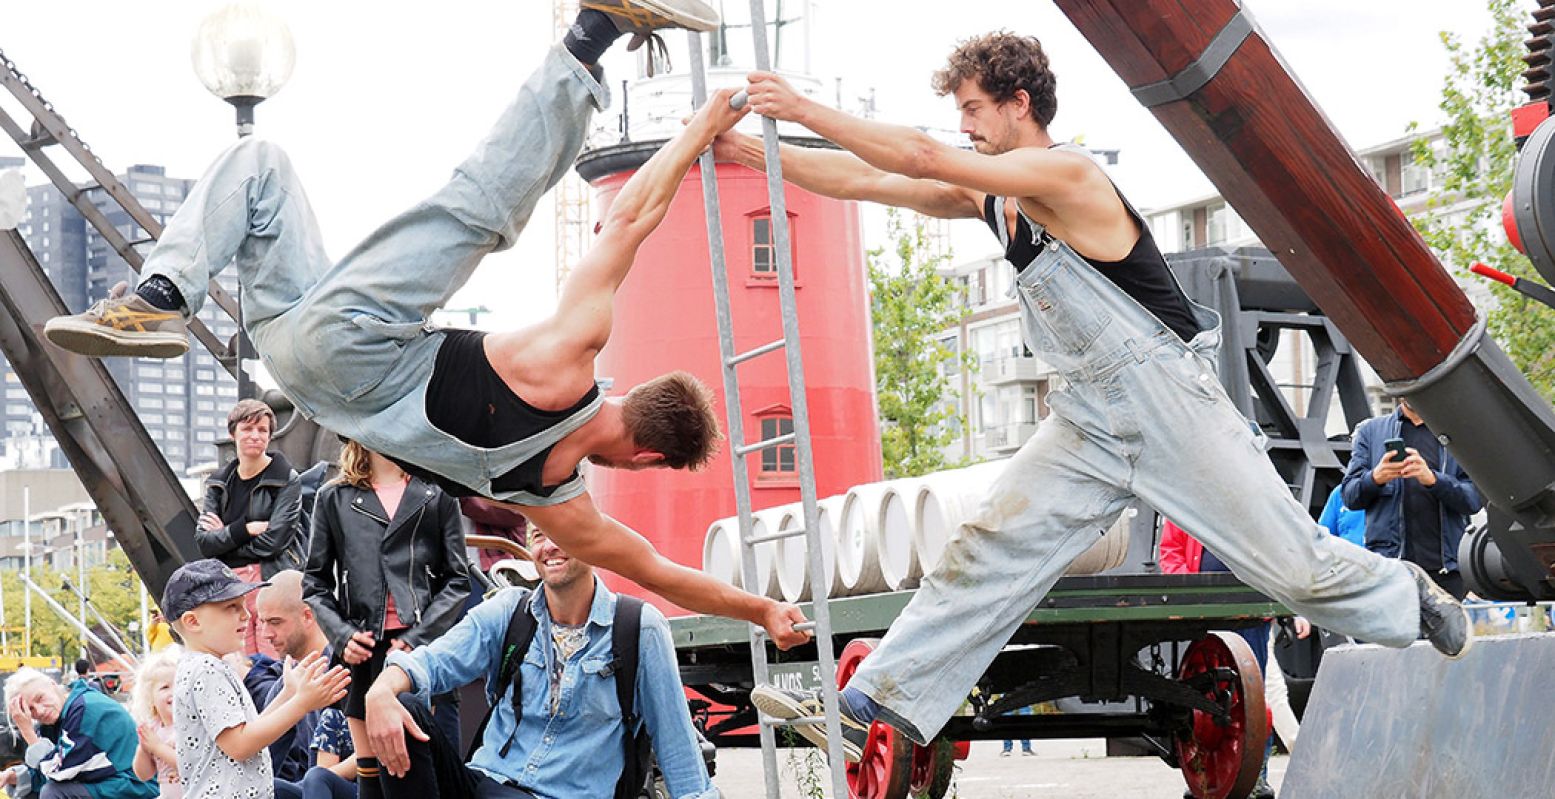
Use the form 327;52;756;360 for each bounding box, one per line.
622;371;723;470
931;31;1057;128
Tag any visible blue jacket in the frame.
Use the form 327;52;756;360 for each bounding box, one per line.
1340;409;1484;571
387;580;718;799
1317;485;1366;548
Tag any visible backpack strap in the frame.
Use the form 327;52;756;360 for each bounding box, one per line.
610;595;644;723
609;595;647;799
468;590;537;761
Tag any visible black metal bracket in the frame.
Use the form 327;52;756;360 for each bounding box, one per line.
1131;11;1253;108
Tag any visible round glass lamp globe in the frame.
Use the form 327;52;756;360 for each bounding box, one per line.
190;2;296;101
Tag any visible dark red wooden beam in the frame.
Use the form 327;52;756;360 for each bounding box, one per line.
1054;0;1477;380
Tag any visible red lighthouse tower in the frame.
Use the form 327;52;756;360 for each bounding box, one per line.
577;137;883;615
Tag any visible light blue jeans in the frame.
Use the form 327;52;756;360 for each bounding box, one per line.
849;237;1421;745
142;45;607;503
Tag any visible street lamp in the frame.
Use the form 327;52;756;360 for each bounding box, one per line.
190;2;296;138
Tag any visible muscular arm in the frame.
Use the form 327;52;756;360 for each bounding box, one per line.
547;88;750;357
716;130;984;220
521;494;806;647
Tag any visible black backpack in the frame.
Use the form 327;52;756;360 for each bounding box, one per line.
470;590;652;799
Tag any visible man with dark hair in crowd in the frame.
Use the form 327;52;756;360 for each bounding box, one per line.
1342;398;1485;600
196;398;306;656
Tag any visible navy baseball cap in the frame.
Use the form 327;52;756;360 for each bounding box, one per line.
162;559;268;620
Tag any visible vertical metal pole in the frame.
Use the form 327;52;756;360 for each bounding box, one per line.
139;580;150;655
0;570;8;653
685;31;783;799
22;485;31;658
747;2;849;795
76;521;86;659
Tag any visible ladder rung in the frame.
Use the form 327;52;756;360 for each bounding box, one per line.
745;527;804;545
728;338;786;366
762;715;825;727
735;432;795;457
754;620;818;639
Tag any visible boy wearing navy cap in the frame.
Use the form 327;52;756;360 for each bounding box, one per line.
164;559;349;799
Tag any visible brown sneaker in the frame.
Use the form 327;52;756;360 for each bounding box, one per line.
44;282;189;358
580;0;721;35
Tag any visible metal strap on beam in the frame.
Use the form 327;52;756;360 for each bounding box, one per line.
1131;11;1253;108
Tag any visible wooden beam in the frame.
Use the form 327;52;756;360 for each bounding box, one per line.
1054;0;1476;380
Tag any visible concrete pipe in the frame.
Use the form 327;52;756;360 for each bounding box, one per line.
879;478;928;590
748;505;792;599
1068;508;1134;575
701;518;743;588
838;484;893;595
774;496;845;603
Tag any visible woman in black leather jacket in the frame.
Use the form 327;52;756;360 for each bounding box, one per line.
302;439;469;781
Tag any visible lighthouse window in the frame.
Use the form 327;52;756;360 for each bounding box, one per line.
759;415;796;474
751;215;796;278
753;217;776;275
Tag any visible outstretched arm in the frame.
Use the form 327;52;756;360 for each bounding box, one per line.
521;493;809;649
744;71;1100;211
714;129;984;220
549;88;750;357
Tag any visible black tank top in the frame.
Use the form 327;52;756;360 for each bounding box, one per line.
392;328;600;498
982;194;1203;343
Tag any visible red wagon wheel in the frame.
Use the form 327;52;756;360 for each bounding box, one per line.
908;737;956;799
1174;631;1267;799
837;638;912;799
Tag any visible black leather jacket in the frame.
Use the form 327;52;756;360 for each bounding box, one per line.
303;477;471;652
198;452;306;578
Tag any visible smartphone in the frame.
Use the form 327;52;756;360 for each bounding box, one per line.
1383;437;1408;461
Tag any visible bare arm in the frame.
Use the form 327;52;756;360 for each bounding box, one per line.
216;656;349;762
715;129;984;220
744;71;1100;213
548;88;751;357
522;495;809;648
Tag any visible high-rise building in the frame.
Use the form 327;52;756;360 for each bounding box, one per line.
6;164;240;475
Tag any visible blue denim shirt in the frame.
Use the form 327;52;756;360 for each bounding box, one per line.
386;580;717;799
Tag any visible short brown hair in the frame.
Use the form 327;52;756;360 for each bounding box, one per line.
931;31;1058;128
227;398;276;437
621;372;722;470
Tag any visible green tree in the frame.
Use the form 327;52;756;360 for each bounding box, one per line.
0;549;147;662
869;210;972;478
1410;0;1555;398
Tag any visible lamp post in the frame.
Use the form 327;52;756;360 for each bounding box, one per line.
190;2;296;138
191;2;295;396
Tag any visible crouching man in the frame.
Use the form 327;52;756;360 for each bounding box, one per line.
363;524;717;799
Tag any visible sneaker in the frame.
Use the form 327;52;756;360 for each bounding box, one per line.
750;686;868;763
1021;748;1036;756
579;0;721;34
1403;560;1473;659
999;750;1011;757
43;281;189;358
1249;775;1276;799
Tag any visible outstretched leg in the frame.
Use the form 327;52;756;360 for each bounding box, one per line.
755;414;1135;749
43;135;329;357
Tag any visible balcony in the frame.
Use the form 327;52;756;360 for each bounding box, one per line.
981;355;1047;385
982;422;1039;454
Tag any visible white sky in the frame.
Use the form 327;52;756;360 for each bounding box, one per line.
0;0;1493;329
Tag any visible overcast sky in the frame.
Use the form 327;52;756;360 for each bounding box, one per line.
1;0;1495;329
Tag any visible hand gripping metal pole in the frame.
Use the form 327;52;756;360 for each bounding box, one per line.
684;31;783;799
746;1;849;794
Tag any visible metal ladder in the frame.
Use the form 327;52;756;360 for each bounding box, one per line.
685;1;849;795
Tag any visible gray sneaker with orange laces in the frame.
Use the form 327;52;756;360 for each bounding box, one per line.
43;282;189;359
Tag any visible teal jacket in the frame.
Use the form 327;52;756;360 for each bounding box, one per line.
27;682;156;799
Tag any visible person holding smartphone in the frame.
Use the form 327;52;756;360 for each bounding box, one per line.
1341;398;1485;599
